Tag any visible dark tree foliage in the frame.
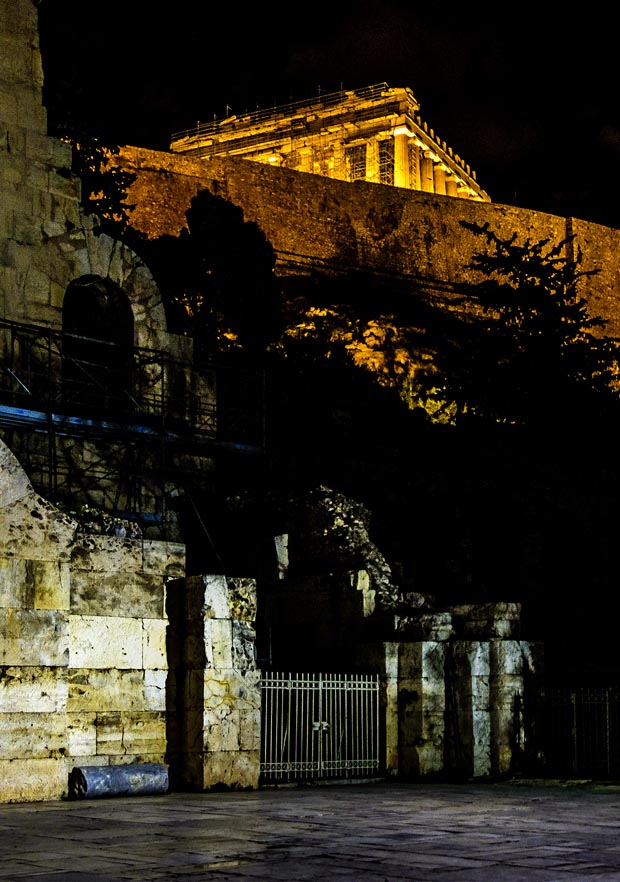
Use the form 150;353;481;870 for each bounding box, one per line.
67;135;137;232
419;221;620;429
134;190;282;360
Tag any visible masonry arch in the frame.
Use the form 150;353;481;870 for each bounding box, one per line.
62;275;134;409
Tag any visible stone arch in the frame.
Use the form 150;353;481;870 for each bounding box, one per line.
79;228;170;351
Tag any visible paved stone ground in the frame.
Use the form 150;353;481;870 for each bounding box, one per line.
1;780;620;881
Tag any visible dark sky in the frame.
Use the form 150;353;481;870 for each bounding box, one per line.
36;1;620;229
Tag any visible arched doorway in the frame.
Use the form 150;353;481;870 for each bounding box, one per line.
62;275;134;410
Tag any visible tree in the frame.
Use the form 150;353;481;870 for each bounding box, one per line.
68;135;136;232
413;221;620;428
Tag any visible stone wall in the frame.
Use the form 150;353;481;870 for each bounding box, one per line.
0;437;185;802
116;146;620;338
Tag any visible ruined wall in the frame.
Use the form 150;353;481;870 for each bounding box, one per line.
117;146;620;338
167;574;261;791
0;438;185;802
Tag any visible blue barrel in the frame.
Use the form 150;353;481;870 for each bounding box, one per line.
68;763;169;799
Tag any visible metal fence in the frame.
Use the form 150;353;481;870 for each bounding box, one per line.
545;685;620;778
260;672;381;784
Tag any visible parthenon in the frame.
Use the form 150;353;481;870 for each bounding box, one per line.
170;83;490;203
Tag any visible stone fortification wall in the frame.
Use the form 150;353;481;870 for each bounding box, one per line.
117;146;620;338
0;0;185;353
0;438;185;802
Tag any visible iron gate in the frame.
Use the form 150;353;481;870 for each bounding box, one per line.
260;672;381;783
546;685;620;777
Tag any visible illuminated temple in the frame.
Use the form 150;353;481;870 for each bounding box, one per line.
170;83;490;203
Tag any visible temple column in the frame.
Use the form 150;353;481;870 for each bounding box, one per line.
393;132;410;189
420;152;435;192
433;164;447;195
445;174;458;197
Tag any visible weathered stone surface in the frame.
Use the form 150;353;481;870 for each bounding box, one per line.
66;712;96;756
203;619;233;669
69;615;143;670
143;619;167;670
228;578;257;623
70;570;164;619
0;712;66;759
0;757;67;803
0;666;67;713
70;536;144;576
448;603;521;639
95;711;166;757
68;669;157;713
188;749;260;791
0;609;69;666
142;541;185;578
0;558;70;611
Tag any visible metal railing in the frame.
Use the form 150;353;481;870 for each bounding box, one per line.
260;672;380;783
171;83;391;143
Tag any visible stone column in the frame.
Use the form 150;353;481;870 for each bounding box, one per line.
445;174;458;197
393;132;410;189
181;574;261;790
420;152;435;192
433;164;447;196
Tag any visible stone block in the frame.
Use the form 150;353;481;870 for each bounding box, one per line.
0;666;67;712
95;711;166;757
0;557;26;608
69;615;143;670
0;757;67;803
204;618;232;669
399;641;446;681
204;707;241;752
0;711;66;759
239;708;261;752
68;669;151;712
204;668;261;711
30;560;70;610
70;535;143;576
143;619;167;670
144;669;167;711
70;570;164;619
66;712;96;756
143;541;185;578
232;620;257;671
194;749;260;791
0;558;70;610
227;577;257;623
0;609;69;666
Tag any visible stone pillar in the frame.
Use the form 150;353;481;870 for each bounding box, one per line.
408;142;421;190
420;152;435;192
445;175;458;197
398;640;447;777
393;133;410;189
433;164;447;196
181;574;261;791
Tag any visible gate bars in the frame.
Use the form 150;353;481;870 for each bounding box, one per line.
260;672;381;783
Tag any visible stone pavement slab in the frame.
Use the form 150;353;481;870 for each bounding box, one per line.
0;780;620;880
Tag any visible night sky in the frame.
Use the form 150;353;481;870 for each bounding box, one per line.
36;2;620;229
